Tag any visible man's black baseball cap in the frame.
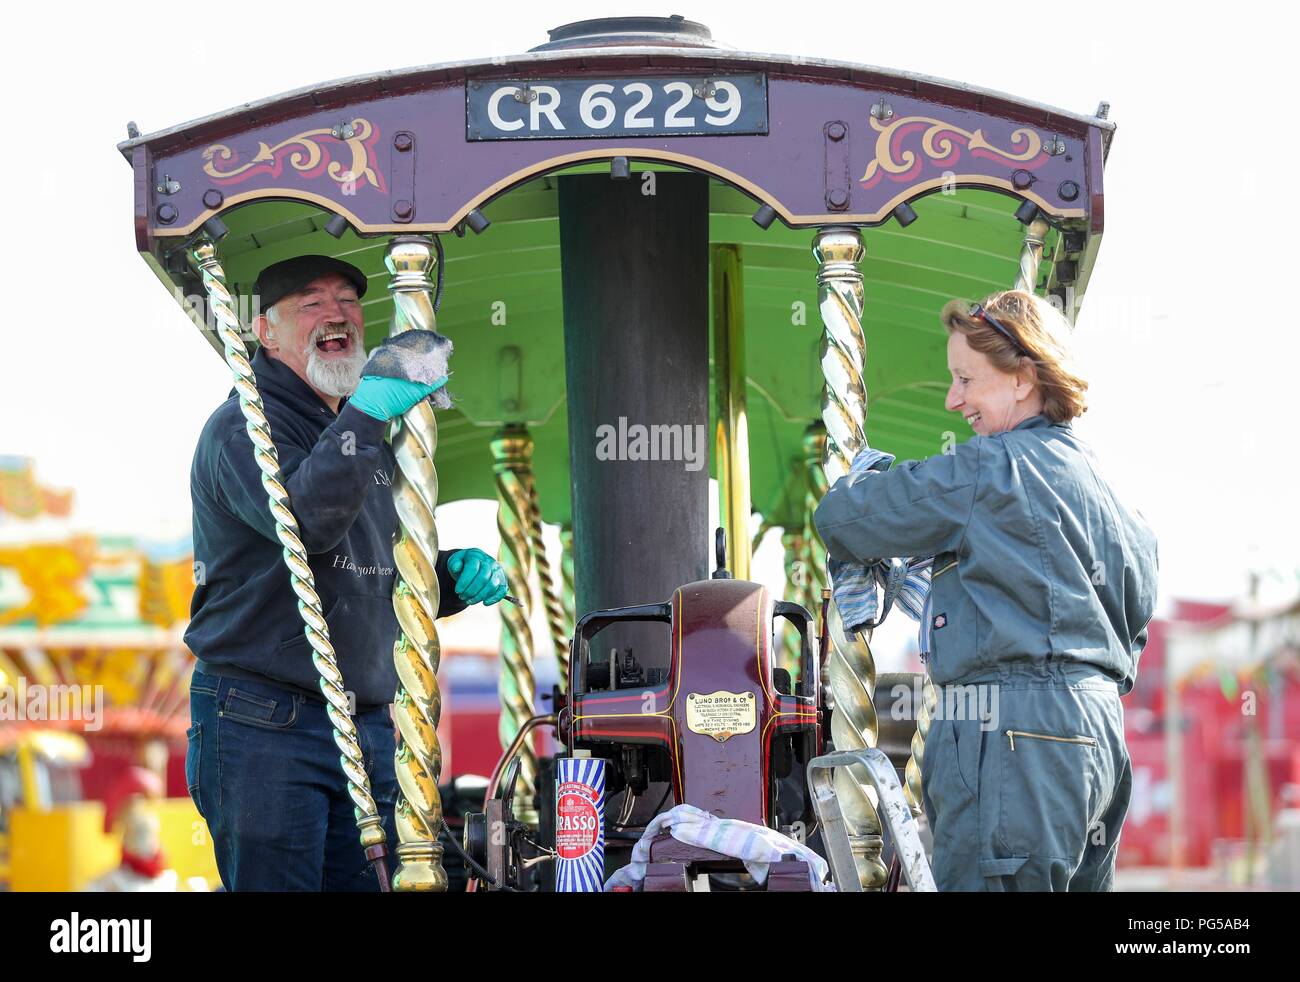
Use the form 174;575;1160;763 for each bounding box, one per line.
254;255;368;312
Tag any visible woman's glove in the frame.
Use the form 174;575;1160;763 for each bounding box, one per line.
446;548;509;606
350;375;448;421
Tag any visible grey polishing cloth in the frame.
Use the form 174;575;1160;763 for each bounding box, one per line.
362;330;454;409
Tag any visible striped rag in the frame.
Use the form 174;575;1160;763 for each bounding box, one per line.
824;446;935;657
603;803;833;891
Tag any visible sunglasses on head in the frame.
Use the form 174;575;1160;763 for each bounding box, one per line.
969;303;1030;358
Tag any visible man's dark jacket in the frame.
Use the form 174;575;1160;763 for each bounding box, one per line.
185;349;466;710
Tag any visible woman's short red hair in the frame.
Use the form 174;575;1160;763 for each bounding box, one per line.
940;290;1089;423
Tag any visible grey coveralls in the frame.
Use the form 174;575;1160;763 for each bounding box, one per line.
814;414;1158;890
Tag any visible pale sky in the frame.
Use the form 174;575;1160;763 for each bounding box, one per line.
3;0;1296;640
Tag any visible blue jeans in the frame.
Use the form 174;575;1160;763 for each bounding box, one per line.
186;668;401;891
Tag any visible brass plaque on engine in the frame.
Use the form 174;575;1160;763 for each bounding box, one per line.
686;690;757;743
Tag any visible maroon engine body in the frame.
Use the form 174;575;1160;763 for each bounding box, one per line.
558;576;822;890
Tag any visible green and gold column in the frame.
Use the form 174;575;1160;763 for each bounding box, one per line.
559;524;575;639
527;479;569;690
385;236;447;891
493;425;538;826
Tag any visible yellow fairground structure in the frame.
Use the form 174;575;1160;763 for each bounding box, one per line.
0;458;216;890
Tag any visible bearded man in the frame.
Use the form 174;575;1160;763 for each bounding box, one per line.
184;255;506;891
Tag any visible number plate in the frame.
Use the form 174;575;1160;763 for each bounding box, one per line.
686;690;757;743
467;74;768;141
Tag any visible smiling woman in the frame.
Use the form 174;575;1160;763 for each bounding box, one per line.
813;284;1158;892
941;291;1090;437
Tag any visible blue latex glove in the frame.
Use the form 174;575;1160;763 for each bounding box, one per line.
446;548;509;606
350;375;448;421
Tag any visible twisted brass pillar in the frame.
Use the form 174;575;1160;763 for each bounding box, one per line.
801;427;830;606
383;235;448;891
905;673;937;815
493;425;539;826
187;237;388;879
801;427;834;689
527;479;569;689
1014;217;1051;294
811;227;888;889
559;524;575;639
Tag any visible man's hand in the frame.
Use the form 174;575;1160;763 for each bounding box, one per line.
350;375;448;421
446;548;509;606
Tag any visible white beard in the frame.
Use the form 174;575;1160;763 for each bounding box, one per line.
303;326;367;397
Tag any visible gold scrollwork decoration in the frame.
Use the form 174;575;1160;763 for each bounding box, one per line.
202;118;384;193
861;114;1045;185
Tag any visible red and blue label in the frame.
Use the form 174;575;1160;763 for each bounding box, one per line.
555;756;605;892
